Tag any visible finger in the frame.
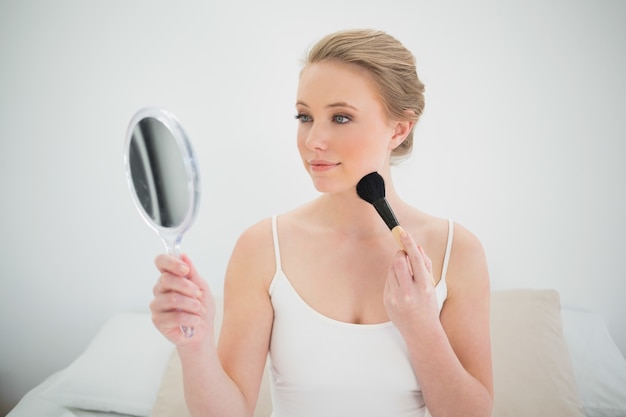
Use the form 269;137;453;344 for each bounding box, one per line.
151;309;202;337
383;271;395;309
398;228;421;262
386;262;400;288
155;253;190;276
418;245;433;275
392;250;414;291
417;245;436;287
398;231;435;287
161;291;203;315
179;254;198;280
398;230;426;276
384;264;403;311
154;272;201;299
150;285;206;327
179;254;210;300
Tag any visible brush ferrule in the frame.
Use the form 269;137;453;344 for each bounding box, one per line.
373;198;400;231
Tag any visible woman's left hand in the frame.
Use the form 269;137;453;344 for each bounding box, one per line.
384;228;440;334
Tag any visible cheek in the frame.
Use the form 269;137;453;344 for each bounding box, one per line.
347;130;391;164
295;126;306;151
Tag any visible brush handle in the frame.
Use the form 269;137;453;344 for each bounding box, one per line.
373;198;400;231
391;225;406;251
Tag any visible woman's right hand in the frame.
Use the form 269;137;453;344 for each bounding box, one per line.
150;253;215;346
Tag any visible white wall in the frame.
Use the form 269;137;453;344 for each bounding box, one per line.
1;0;625;412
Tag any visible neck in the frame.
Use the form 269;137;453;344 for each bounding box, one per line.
315;173;404;239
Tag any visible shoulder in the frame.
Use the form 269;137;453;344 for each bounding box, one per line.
446;221;490;296
449;221;488;276
231;200;315;255
405;211;488;291
225;217;276;290
233;217;274;253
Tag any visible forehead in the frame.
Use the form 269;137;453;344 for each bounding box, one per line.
297;61;383;109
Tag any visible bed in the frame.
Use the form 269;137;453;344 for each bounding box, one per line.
8;289;626;417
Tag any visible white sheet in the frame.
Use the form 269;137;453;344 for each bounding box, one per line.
7;312;171;417
562;308;626;417
8;370;136;417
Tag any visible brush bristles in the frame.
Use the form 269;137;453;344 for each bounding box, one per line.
356;172;400;231
356;172;385;204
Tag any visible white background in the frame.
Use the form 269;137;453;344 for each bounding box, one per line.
1;0;625;412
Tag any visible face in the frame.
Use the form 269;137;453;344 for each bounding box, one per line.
295;61;404;194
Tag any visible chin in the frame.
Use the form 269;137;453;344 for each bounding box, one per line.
309;179;332;193
309;176;354;195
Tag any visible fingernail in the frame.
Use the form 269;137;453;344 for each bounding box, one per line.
179;263;190;275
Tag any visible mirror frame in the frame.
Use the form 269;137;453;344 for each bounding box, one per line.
123;107;200;255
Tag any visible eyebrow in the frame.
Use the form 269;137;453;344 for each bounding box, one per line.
296;101;359;111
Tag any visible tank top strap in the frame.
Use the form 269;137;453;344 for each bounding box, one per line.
271;215;282;272
440;219;454;284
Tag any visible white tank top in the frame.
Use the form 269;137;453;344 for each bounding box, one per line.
268;216;453;417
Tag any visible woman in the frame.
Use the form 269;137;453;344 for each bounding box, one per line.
151;29;493;417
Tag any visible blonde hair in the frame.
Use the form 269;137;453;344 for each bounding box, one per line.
304;29;425;163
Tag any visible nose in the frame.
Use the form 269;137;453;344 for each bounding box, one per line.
303;122;328;151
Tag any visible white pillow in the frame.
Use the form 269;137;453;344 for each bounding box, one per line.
490;289;585;416
561;308;626;417
41;312;173;416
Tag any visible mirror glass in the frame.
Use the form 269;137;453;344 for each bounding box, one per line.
124;107;200;256
124;107;200;338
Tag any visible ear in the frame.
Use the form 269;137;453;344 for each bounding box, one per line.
388;119;415;150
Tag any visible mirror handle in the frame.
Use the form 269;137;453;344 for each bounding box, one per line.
163;236;196;338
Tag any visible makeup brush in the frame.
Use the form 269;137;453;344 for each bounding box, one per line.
356;171;406;250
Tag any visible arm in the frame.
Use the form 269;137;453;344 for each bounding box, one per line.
384;225;493;417
151;220;274;417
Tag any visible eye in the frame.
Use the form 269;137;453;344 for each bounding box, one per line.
295;113;312;123
332;114;351;124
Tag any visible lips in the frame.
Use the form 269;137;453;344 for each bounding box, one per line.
308;160;340;172
309;159;338;167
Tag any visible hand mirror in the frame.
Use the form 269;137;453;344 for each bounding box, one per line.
124;107;200;338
